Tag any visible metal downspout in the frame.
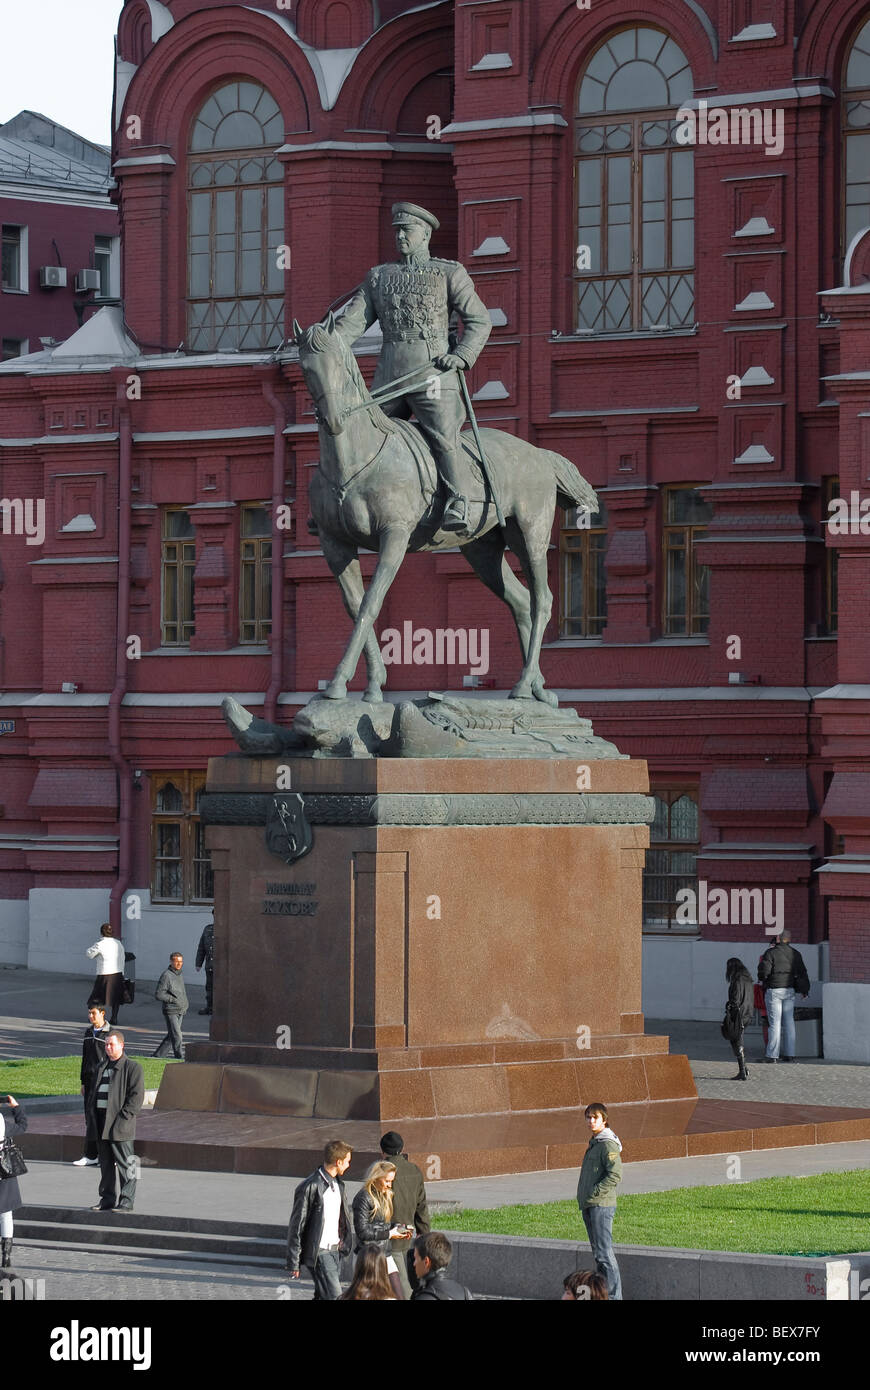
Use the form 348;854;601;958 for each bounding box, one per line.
108;387;133;936
262;374;287;724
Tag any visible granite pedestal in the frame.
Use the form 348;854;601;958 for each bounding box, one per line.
155;754;698;1152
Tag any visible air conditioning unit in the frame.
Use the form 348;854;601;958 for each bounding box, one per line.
75;268;101;292
39;265;67;288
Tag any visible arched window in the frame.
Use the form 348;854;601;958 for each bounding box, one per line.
575;27;694;333
187;81;285;352
844;16;870;259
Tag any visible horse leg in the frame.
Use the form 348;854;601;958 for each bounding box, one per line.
320;534;388;702
324;527;410;700
461;531;532;664
503;518;558;706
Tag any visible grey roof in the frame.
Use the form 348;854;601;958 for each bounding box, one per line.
0;305;138;374
0;111;111;193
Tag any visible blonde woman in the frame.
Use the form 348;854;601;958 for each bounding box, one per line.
351;1159;412;1299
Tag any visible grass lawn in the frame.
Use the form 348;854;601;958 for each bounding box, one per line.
0;1055;172;1097
437;1170;870;1257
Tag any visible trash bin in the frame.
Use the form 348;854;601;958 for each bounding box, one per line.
794;1005;822;1058
123;950;136;1005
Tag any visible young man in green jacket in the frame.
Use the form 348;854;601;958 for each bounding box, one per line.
576;1101;623;1300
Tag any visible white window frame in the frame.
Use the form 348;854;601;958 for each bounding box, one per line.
1;224;29;293
2;337;29;360
94;234;121;299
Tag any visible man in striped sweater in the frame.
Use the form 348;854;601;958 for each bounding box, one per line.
85;1031;144;1213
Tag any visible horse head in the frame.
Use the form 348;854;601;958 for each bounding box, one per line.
294;311;348;435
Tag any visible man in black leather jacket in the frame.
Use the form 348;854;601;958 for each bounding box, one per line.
285;1140;353;1300
411;1232;472;1301
758;931;810;1062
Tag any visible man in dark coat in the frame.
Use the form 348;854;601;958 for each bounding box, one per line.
85;1031;144;1212
195;919;214;1015
73;1004;111;1165
410;1232;472;1300
758;931;811;1062
380;1130;430;1296
153;952;189;1059
285;1140;353;1300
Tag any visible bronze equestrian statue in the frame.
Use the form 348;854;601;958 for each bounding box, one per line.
293;203;599;707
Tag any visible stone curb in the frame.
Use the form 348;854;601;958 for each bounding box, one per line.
8;1091;157;1114
13;1201;870;1300
445;1232;870;1302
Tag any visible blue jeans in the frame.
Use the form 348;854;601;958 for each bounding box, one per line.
765;987;795;1059
582;1204;622;1300
154;1011;185;1059
308;1247;342;1300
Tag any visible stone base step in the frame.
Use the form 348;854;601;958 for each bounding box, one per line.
20;1098;870;1179
157;1047;694;1122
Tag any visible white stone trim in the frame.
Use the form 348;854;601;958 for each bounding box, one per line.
131;427;273;442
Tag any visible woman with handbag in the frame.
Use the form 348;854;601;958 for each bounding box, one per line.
0;1093;28;1273
723;958;755;1081
86;923;125;1026
351;1160;412;1300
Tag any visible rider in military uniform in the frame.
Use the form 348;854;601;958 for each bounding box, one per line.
337;202;491;531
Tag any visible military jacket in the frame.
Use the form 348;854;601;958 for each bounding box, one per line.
337;254;491;392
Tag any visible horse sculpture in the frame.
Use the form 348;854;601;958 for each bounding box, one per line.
297;312;598;706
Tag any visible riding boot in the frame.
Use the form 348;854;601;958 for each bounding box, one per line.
730;1048;749;1081
441;491;469;531
1;1238;12;1268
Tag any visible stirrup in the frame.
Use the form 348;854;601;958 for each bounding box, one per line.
441;493;469;531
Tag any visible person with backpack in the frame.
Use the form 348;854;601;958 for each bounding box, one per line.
410;1232;473;1300
758;931;811;1063
722;958;755;1081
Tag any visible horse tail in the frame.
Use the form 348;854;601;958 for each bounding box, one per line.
545;451;600;515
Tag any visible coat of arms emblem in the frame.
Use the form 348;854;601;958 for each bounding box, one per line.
266;793;313;865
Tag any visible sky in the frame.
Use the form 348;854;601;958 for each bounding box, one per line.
0;0;123;147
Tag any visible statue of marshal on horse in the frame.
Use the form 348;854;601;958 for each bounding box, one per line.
290;201;599;709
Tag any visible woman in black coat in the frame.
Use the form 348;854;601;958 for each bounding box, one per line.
0;1094;27;1271
352;1160;411;1299
724;958;755;1081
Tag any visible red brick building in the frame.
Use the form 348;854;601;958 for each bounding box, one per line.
0;0;868;1058
0;111;119;359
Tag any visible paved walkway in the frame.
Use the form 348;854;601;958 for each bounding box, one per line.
0;964;210;1060
16;1136;870;1219
2;968;867;1106
2;966;869;1210
5;1241;317;1301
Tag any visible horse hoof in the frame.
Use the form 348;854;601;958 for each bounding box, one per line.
323;681;347;701
509;684;533;701
532;682;559;707
364;688;385;704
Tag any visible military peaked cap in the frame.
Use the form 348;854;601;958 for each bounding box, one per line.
391;201;440;230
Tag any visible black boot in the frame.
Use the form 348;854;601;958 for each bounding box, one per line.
730;1047;749;1081
1;1237;12;1269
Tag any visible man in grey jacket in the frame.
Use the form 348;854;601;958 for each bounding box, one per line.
576;1101;623;1300
153;952;188;1060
